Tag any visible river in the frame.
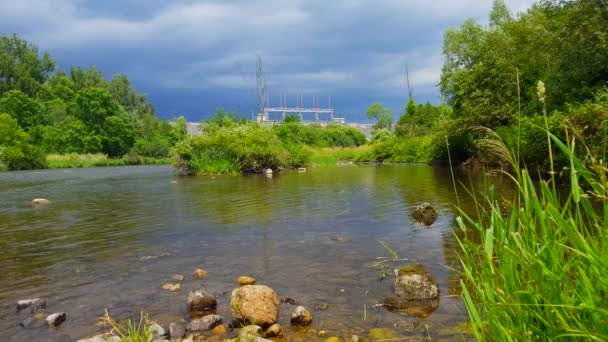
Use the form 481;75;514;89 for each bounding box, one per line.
0;164;512;341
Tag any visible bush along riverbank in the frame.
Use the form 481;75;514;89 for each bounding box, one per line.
172;119;367;175
46;153;171;169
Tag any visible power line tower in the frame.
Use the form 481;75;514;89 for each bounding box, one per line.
256;55;268;120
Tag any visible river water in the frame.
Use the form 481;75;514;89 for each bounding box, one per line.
0;164;511;341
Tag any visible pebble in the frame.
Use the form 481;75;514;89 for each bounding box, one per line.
237;276;256;286
193;268;208;279
46;312;67;326
162;283;181;292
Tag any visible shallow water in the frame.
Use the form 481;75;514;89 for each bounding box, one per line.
0;164;512;341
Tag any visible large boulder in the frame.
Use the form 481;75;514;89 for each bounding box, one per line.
231;285;280;328
394;265;439;300
187;288;217;316
412;203;438;225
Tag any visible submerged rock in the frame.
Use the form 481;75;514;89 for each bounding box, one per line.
290;306;312;325
45;312;66;326
265;168;273;174
265;323;283;337
210;324;227;335
32;198;51;206
186;314;223;333
20;317;44;329
238;276;256;286
412;203;438;225
172;274;185;281
394;264;439;300
231;285;280;328
16;298;46;312
162;283;181;292
369;327;399;341
384;295;440;319
187;288;217;314
193;268;208;279
169;322;185;340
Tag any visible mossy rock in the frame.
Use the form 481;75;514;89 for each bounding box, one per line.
412;203;438;225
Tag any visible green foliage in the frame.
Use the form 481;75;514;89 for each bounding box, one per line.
101;115;136;157
174;123;299;175
366;103;393;130
0;90;44;129
456;132;608;341
283;114;301;123
0;34;54;97
204;107;247;127
0;34;178;170
0;113;46;170
273;123;366;148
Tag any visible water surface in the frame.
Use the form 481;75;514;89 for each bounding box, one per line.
0;164;512;341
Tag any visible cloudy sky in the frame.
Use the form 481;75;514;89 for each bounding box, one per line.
0;0;535;122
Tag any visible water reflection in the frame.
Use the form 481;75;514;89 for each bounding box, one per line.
0;164;513;341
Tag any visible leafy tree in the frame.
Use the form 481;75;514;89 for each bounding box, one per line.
0;113;46;170
366;103;393;129
0;90;45;129
74;87;121;131
40;117;101;154
205;107;247;127
0;34;54;97
283;114;301;123
70;66;106;91
101;115;136;157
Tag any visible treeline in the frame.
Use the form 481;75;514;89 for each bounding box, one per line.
0;34;187;171
174;111;366;174
364;0;607;169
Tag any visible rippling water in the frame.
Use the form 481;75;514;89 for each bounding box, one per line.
0;164;512;341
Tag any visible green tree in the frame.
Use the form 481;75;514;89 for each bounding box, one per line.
40;117;101;153
0;113;46;170
101;115;136;157
366;103;393;130
0;34;54;97
283;114;301;123
0;90;45;129
74;87;121;131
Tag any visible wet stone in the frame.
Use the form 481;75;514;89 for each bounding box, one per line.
265;323;283;337
45;312;67;326
193;268;208;279
17;298;46;312
187;314;223;333
230;285;280;328
238;276;256;286
149;323;166;339
187;288;217;314
169;322;186;340
290;306;312;325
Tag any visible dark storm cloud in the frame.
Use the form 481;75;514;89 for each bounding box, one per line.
0;0;535;121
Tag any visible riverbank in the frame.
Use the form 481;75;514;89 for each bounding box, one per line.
46;153;171;169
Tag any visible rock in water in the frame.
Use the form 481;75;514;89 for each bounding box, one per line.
186;314;222;333
169;322;186;340
383;296;439;319
162;283;181;292
149;323;166;339
393;264;439;300
46;312;67;326
412;202;438;225
172;274;185;281
193;268;207;279
265;168;273;174
265;323;283;337
239;325;275;342
290;306;312;325
76;334;120;342
16;298;46;311
187;288;217;314
238;276;256;286
32;198;51;206
369;327;399;341
230;285;280;328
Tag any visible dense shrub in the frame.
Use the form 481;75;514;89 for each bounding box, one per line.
0;113;47;170
174;123;309;175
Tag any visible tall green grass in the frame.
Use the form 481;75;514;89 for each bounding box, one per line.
309;146;373;165
455;131;608;340
46;153;170;169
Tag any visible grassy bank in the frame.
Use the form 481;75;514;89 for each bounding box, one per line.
455;133;608;340
46;153;171;169
309;146;373;165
